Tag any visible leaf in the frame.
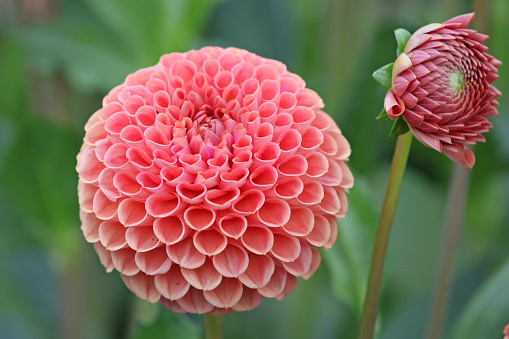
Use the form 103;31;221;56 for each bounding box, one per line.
451;257;509;339
394;28;411;56
372;63;394;90
377;109;389;120
134;305;201;339
388;116;410;137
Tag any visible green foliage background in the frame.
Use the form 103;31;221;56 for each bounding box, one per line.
0;0;507;338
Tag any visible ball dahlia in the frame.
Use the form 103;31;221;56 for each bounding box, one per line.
77;47;353;314
384;13;501;168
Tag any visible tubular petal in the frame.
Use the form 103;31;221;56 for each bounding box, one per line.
135;247;172;275
155;265;191;300
212;244;249;277
193;229;228;256
181;258;223;291
238;253;275;288
167;237;206;269
270;234;301;262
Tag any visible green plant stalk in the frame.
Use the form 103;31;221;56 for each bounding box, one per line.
358;131;413;339
425;161;471;339
204;315;223;339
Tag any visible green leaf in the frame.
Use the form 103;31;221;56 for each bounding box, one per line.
372;63;394;90
451;257;509;339
395;28;411;56
134;305;201;339
377;109;389;120
388;116;410;137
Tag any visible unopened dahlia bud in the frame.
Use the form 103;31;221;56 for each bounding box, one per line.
383;13;501;168
77;47;353;314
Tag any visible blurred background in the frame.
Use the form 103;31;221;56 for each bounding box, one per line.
0;0;508;338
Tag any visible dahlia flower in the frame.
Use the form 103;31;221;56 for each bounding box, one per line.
504;324;509;339
77;47;353;314
383;13;501;168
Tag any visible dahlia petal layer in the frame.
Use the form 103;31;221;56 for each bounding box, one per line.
77;47;353;314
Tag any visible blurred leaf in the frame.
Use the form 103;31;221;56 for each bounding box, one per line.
450;257;509;339
0;37;28;121
372;63;393;90
389;117;410;137
377;109;389;120
133;306;201;339
394;28;411;56
324;175;378;315
0;119;81;256
21;24;136;92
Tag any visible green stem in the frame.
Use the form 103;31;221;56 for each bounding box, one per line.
425;162;471;339
204;315;223;339
358;131;413;339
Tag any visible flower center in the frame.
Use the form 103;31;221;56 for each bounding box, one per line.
448;69;465;94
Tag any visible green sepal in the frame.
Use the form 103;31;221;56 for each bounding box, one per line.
395;28;411;56
389;116;410;137
372;63;394;90
377;108;389;120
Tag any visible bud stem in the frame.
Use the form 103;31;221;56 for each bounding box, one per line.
358;131;413;339
204;314;223;339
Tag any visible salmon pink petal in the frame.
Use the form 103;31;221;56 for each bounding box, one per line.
257;199;291;227
232;287;264;312
153;216;188;245
167;237;206;269
111;248;140;276
118;198;151;226
125;226;160;252
283;207;314;236
135;246;172;275
121;273;160;303
145;192;182;217
212;244;249;277
184;206;216;231
218;214;248;239
193;229;228;256
302;247;322;280
80;211;101;243
93;242;114;272
181;258;222;291
93;189;119;220
274;273;298;301
271;233;301;262
257;265;287;298
204;188;240;209
98;221;127;251
238;253;275;288
306;215;331;247
241;226;274;255
297;180;324;205
231;189;265;215
176;183;207;204
283;242;313;276
155;265;191;301
203;278;243;308
176;287;214;314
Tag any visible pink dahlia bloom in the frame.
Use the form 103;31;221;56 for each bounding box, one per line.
504;324;509;339
384;13;501;168
77;47;353;314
